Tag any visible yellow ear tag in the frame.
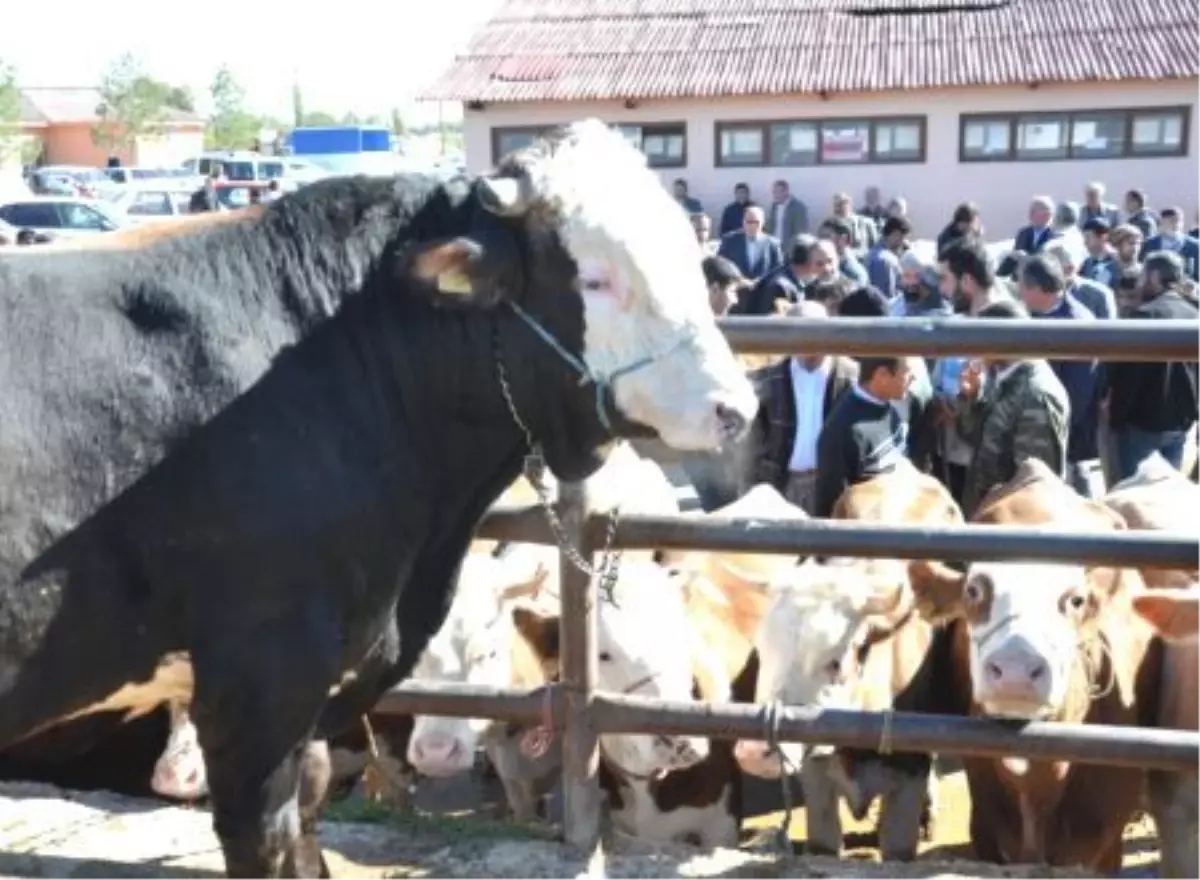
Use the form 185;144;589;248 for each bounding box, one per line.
436;271;473;296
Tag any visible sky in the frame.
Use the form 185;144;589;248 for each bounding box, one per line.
0;0;505;126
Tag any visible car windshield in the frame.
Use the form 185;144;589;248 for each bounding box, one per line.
257;161;285;180
221;161;256;181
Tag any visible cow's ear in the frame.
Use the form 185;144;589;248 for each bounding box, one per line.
907;560;966;624
512;607;560;660
1132;588;1200;644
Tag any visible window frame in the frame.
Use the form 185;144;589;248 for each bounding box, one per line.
713;115;927;168
959;105;1191;162
491;122;689;168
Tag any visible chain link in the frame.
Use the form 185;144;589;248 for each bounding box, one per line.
494;325;623;604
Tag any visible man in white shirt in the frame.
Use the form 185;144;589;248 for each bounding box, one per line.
747;301;858;513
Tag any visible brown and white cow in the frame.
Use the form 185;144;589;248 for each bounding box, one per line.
1106;456;1199;879
735;461;962;860
908;458;1163;874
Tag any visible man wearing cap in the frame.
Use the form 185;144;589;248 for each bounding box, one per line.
747;300;859;513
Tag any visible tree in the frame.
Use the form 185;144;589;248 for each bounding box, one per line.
164;85;195;113
300;110;338;127
93;53;170;156
291;82;304;129
0;60;21;166
206;66;261;151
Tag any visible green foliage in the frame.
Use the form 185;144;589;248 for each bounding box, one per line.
92;52;170;154
206;66;261;151
300;110;339;127
164;85;195;113
0;60;22;167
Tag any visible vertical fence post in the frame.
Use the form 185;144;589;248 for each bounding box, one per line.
557;479;602;861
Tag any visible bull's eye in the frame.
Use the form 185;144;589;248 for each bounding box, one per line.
1066;593;1087;612
581;278;609;292
598;651;613;662
825;658;841;680
964;582;983;604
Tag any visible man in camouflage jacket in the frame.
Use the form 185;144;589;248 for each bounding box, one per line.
954;344;1071;519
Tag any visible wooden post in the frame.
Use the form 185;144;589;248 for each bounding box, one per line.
557;480;603;860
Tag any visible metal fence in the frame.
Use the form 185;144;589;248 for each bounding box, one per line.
372;317;1200;856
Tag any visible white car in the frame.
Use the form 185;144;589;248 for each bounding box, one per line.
0;196;128;240
106;186;195;224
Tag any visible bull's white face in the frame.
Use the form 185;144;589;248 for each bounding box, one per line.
516;119;757;452
596;561;709;777
959;562;1094;721
406;557;524;777
735;560;905;779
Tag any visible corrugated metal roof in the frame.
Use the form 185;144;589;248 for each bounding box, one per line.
421;0;1200;103
20;87;203;125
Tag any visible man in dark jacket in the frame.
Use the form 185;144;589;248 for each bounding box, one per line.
718;183;754;236
1080;218;1119;287
189;165;224;213
1141;206;1200;281
937;202;983;257
748;301;859;513
1079;181;1121;229
1012;196;1063;254
1106;252;1199;479
1017;255;1104;498
735;235;832;316
718;205;783;281
1123;189;1158;240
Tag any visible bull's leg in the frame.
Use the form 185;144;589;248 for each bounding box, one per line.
878;771;928;862
801;755;843;856
282;740;332;879
191;626;337;878
1148;770;1199;879
151;701;209;801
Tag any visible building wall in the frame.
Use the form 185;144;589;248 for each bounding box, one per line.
462;80;1198;235
40;123;205;168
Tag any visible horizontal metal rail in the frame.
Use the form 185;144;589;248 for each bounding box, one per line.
477;507;1197;568
372;682;1199;774
716;316;1199;361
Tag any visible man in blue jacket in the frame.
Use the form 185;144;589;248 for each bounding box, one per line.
1012;195;1062;254
1140;206;1199;281
1017;255;1104;498
717;205;783;281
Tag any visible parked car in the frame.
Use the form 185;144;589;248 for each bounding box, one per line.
0;196;127;239
31;165;119;199
106;186;195;223
105;166;197;186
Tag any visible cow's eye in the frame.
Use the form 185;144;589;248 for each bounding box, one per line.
581;277;609;292
964;582;983;604
1066;593;1087;612
825;658;841;680
598;651;613;662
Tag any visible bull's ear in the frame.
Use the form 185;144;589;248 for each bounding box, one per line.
408;237;487;299
1132;588;1200;644
907;560;966;624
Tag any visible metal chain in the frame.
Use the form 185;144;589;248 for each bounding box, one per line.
494;325;623;604
763;700;797;861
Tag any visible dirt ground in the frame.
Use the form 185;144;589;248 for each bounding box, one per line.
0;755;1160;879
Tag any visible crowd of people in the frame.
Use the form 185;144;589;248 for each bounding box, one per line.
685;178;1199;525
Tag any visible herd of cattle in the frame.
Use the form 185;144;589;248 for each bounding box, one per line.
145;441;1197;875
0;117;1194;879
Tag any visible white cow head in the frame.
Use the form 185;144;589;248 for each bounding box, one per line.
406;554;547;777
409;119;757;464
734;559;906;779
910;559;1128;721
594;561;709;777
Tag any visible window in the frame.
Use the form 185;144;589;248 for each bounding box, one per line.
961;106;1189;161
614;123;686;168
715;116;926;167
491;126;550;164
127;192;173;216
0;203;61;228
59;203;115;231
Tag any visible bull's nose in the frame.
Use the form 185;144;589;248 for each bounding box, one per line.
715;402;750;442
410;735;463;768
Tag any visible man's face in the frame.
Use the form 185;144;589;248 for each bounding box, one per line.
1084;230;1108;256
772;182;787;203
691;214;711;243
735;186;749;204
875;361;913;401
938;262;973;312
1018;279;1053;313
1161;215;1181;236
744;211;763;237
885;230;908;253
1085;187;1102;208
708;282;738;316
1117;235;1142;262
833;196;851;217
1124;196;1141;214
1030;203;1051;227
809;242;836;278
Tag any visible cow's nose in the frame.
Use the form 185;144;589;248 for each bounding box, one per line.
411;735;462;767
984;643;1049;694
715;402;750;442
733;739;767;764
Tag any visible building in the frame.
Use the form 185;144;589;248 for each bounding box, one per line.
423;0;1199;234
15;87;205;169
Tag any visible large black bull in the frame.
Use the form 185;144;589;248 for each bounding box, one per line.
0;120;756;876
